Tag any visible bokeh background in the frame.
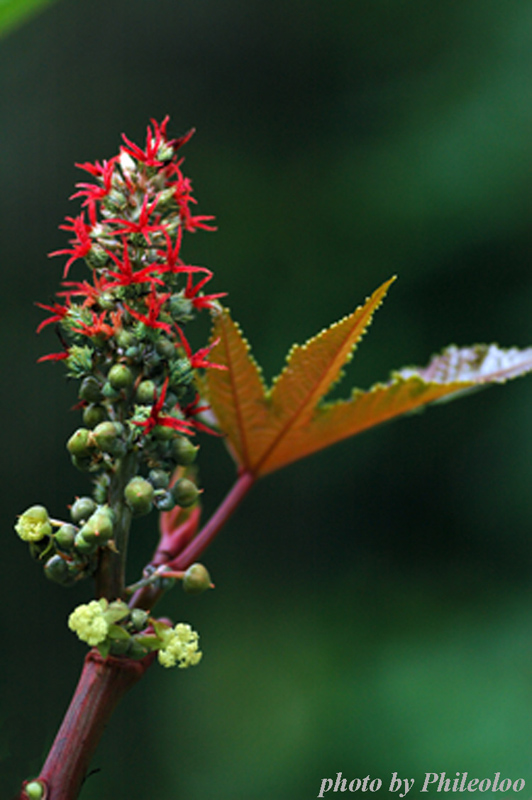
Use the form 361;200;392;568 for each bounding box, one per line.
3;1;532;797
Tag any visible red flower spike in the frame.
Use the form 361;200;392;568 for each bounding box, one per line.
184;272;227;311
72;310;119;340
124;287;172;333
105;241;165;289
35;301;70;333
156;230;212;278
106;195;164;244
133;377;193;436
59;272;114;308
182;393;222;436
49;214;93;278
71;158;117;220
121;116;172;168
38;351;69;363
175;326;226;371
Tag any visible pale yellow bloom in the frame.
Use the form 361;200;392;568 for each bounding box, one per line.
158;623;202;669
15;505;52;542
68;599;109;646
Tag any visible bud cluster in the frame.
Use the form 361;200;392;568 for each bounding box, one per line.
15;118;219;663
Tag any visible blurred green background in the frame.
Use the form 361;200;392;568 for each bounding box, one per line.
3;1;532;797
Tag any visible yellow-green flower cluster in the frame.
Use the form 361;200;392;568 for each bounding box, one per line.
158;623;202;668
68;598;110;646
15;505;53;542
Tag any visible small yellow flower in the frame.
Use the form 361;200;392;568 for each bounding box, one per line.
15;505;52;542
68;599;109;646
158;623;202;669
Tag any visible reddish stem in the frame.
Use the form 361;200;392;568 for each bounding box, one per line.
171;470;255;569
18;649;155;800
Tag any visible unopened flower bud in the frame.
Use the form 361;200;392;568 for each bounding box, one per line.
124;477;154;516
67;428;94;458
108;363;133;390
24;780;45;800
116;330;137;350
126;638;150;660
130;608;149;631
171;478;200;508
182;563;213;595
15;505;52;542
171;436;198;466
70;497;97;524
155;337;175;359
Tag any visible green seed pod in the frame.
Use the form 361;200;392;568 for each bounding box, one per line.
109;638;131;656
153;424;175;441
124;477;154;516
102;381;120;400
81;507;114;543
70;496;97;524
126;638;150;660
171;436;198;466
130;609;149;632
154;491;175;512
136;380;156;404
74;531;97;555
116;329;137;350
67;428;94;458
108;363;134;390
155;337;175;359
171;478;200;508
44;554;73;585
71;454;93;472
148;469;170;489
92;421;123;454
169;293;194;322
79;375;102;403
54;523;77;552
83;403;108;429
125;345;140;360
182;563;213;595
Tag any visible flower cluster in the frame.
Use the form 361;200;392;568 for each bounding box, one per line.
16;118;219;664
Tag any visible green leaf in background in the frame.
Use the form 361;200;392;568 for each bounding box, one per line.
0;0;58;39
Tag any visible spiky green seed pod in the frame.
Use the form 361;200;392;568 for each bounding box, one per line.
67;428;94;458
172;436;198;466
79;375;102;403
171;478;200;508
153;424;175;441
44;554;73;585
136;380;156;404
108;363;134;390
71;496;97;524
182;563;213;595
54;523;77;552
124;477;154;516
